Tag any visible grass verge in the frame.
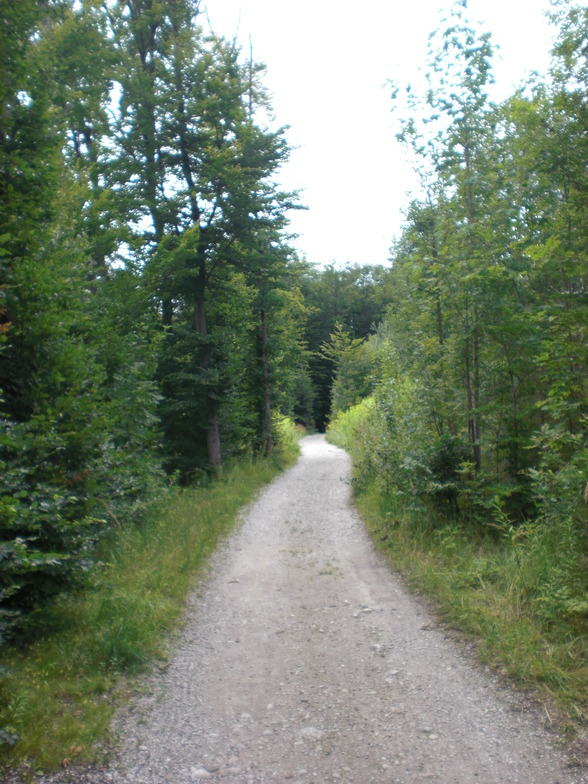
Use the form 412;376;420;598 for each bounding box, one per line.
356;483;587;739
0;445;298;777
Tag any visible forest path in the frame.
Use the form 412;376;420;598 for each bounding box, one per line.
104;435;582;783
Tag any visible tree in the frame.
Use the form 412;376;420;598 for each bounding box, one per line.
108;0;296;471
0;0;168;638
0;0;306;635
0;1;114;629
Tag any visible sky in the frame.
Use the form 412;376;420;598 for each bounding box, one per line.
204;1;558;268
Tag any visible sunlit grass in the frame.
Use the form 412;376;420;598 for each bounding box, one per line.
0;444;299;775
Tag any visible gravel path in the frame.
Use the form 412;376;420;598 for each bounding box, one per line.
30;435;587;783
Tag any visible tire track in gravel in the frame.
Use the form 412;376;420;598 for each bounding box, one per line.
38;435;587;783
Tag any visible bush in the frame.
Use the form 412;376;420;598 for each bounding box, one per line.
0;455;286;771
272;414;303;467
425;433;469;512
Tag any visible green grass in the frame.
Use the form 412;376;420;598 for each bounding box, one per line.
0;446;298;777
356;483;587;736
327;400;586;737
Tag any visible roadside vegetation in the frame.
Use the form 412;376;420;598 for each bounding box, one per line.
330;401;586;731
325;1;587;737
0;417;300;775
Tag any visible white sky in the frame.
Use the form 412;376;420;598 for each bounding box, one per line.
204;1;558;267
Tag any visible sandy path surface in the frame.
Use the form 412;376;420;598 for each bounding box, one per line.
39;435;587;783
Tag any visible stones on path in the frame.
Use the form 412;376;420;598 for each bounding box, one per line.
299;726;324;741
190;769;212;780
81;436;584;784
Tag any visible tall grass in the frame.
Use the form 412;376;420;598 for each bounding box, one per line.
0;430;300;775
328;402;587;734
356;482;587;732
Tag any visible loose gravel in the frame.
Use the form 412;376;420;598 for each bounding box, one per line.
19;435;587;783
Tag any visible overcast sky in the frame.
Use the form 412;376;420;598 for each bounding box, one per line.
204;1;558;268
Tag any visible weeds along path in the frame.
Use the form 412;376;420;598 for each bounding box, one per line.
62;436;587;782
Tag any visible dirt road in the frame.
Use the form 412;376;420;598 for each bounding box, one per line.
89;435;584;782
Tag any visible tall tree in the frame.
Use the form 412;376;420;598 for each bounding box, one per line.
392;1;501;471
0;0;119;626
108;0;296;471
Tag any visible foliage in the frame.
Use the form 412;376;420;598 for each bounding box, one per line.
327;0;588;732
301;264;389;429
0;0;307;639
349;0;588;526
326;395;374;447
0;453;291;772
356;485;587;728
272;413;305;467
320;322;370;416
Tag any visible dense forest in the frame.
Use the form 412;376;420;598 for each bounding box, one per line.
0;0;586;682
0;0;298;638
330;0;586;517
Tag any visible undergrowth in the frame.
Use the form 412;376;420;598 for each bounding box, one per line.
328;401;587;737
356;484;587;733
0;429;299;776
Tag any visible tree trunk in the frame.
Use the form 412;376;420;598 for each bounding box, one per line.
429;230;451;435
464;143;481;471
471;315;481;471
206;409;222;470
508;367;520;476
194;262;222;469
463;297;481;471
260;306;273;456
256;269;273;456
